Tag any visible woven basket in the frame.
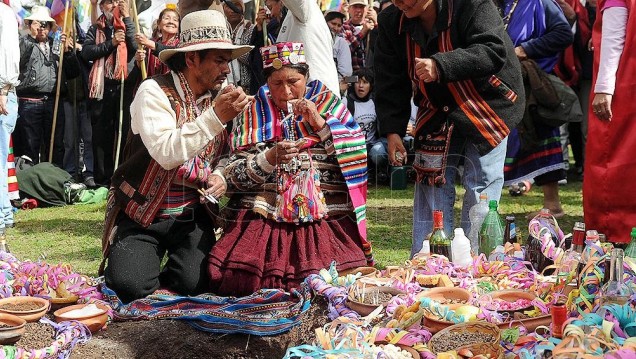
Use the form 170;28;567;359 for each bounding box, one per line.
428;321;501;354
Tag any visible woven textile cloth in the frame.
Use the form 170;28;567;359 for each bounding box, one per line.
101;284;312;335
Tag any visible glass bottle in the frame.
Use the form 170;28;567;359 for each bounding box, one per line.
598;248;633;314
429;210;452;261
571;222;586;253
525;209;555;273
504;215;518;244
478;200;504;256
625;228;636;259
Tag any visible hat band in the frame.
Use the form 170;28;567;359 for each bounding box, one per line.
180;26;231;46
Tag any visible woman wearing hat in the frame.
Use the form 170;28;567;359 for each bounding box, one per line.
208;42;373;296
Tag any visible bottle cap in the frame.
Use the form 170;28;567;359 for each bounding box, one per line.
479;193;488;201
505;215;515;222
488;200;498;209
454;228;465;236
631;227;636;240
433;210;443;227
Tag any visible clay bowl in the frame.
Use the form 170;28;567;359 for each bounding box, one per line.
346;286;405;316
416;287;472;306
0;296;50;322
374;341;421;359
0;313;26;345
49;295;80;312
478;290;536;314
54;303;109;333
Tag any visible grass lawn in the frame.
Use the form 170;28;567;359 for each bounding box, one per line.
6;180;583;276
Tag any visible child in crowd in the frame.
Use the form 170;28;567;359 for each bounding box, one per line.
343;68;389;182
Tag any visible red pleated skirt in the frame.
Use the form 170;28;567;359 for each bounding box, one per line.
208;209;367;296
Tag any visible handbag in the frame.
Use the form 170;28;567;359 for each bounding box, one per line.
522;59;583;128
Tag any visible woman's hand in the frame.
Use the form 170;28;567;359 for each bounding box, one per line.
135;33;155;50
266;140;299;166
289;98;325;131
592;93;613;121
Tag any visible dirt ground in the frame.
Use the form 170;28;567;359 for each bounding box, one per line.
14;297;329;359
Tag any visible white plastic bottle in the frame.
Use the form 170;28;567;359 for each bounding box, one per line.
451;228;473;267
468;193;489;254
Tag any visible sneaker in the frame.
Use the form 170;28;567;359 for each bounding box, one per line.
83;176;97;188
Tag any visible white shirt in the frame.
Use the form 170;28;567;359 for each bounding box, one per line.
0;3;20;91
130;72;227;171
278;0;340;96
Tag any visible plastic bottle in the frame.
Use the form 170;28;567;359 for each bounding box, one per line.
468;193;489;254
478;200;504;257
625;228;636;259
451;228;472;267
52;29;62;56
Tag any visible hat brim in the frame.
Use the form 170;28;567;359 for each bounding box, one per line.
25;15;56;23
158;43;254;63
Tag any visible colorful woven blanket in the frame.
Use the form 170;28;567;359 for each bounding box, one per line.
102;284;312;336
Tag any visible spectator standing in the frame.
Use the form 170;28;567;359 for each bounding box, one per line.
223;0;255;90
374;0;525;256
82;0;136;186
585;0;635;244
0;1;20;232
15;6;80;167
324;10;352;96
341;0;377;71
134;6;180;78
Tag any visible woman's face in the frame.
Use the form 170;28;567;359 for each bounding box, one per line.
265;0;283;19
355;77;371;98
267;67;308;112
326;17;343;35
159;10;179;36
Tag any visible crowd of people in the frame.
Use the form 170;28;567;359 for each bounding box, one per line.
0;0;633;301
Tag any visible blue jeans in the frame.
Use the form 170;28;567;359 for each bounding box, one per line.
15;97;64;166
411;135;508;257
0;92;18;228
368;138;388;176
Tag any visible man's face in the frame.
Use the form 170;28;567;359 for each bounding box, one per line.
326;17;343;35
28;21;51;43
100;0;117;18
348;4;367;25
191;49;233;92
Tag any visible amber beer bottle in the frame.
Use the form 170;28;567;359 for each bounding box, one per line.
430;210;452;261
504;215;518;244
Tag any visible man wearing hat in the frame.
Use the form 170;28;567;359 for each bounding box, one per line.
14;6;80;167
101;10;253;303
324;10;352;95
341;0;377;71
82;0;136;187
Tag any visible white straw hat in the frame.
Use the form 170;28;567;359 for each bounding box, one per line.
25;6;56;23
159;10;253;62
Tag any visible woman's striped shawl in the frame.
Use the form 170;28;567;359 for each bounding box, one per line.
230;80;373;265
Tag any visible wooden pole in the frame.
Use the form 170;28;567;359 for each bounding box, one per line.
49;0;71;163
130;0;147;80
256;0;268;46
114;70;125;169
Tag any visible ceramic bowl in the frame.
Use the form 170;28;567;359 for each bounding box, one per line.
49;295;80;312
478;290;536;314
54;303;109;333
346;286;405;316
416;287;472;305
0;296;50;322
339;266;378;278
0;313;26;345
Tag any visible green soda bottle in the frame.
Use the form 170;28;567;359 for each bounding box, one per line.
625;228;636;259
478;200;504;257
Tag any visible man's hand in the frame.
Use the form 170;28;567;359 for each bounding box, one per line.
134;49;145;64
0;95;8;116
515;46;528;60
592;93;613;121
387;133;407;166
213;85;253;124
112;29;126;46
255;8;268;31
119;0;130;17
414;58;439;83
201;173;227;201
